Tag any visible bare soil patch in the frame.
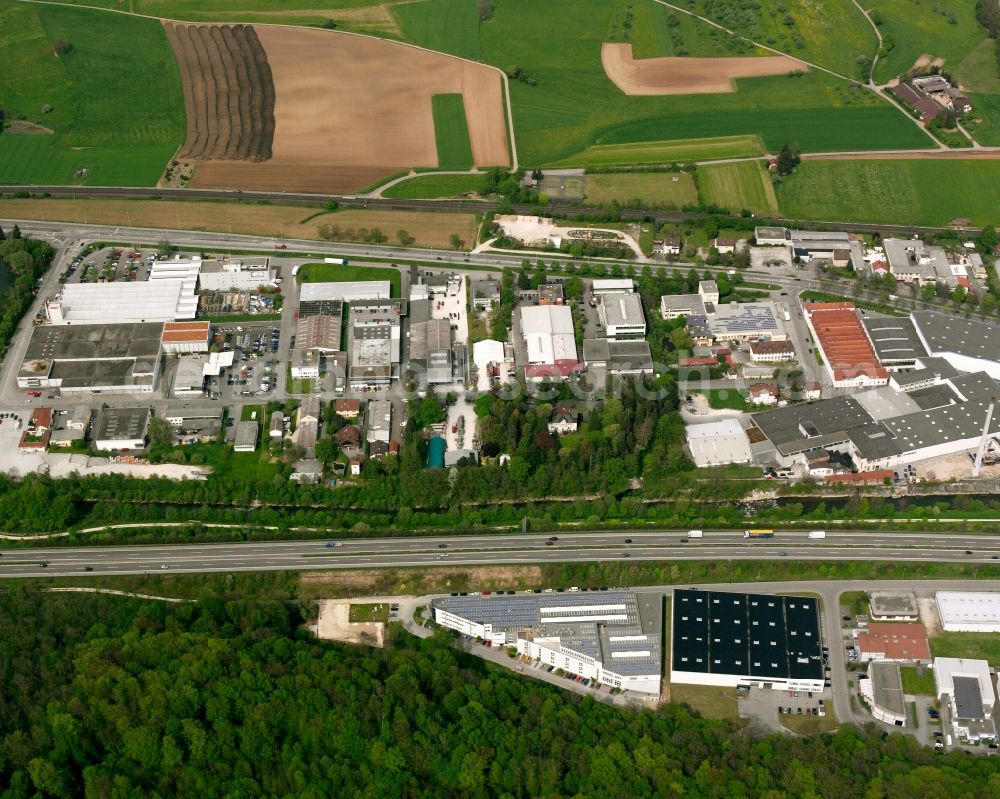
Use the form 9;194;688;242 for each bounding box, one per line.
316;600;384;647
601;43;807;96
164;22;275;161
191;25;508;193
4;120;53;135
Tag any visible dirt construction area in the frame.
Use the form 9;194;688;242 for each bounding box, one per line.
601;43;807;96
178;25;509;193
316;601;384;648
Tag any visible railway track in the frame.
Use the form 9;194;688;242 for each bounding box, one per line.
0;184;979;237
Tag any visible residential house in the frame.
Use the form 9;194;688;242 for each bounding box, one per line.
749;383;779;406
547;404;579;435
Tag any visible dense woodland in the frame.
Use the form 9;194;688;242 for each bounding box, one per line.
0;588;997;798
0;225;54;353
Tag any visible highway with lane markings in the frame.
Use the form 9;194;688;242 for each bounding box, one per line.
2;529;999;578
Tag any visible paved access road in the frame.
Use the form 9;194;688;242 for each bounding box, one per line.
2;528;1000;579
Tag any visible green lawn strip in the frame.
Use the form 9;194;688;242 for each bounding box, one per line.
555;135;765;168
696;160;778;215
693;388;751;411
382;173;487;199
776;159;1000;227
930;631;1000;665
296;262;401;295
0;3;185;186
900;666;936;697
431;93;474;169
584;172;698;207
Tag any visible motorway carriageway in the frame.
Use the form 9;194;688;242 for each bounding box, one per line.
2;529;1000;578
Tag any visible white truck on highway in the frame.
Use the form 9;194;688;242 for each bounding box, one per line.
688;530;703;539
808;530;826;539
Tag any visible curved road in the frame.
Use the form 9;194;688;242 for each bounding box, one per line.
2;528;999;579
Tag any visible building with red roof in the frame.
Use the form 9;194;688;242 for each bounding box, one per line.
856;623;931;663
804;302;888;388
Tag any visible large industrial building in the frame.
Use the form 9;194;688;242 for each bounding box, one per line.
433;591;663;694
299;281;392;304
18;322;164;395
685;419;752;467
747;368;1000;472
859;661;907;726
347;299;404;389
660;284;786;344
910;311;1000;381
671;588;824;691
409;319;454;385
160;321;211;354
804;302;887;388
934;657;997;743
935;592;1000;633
518;304;580;381
198;257;275;292
45;278;198;324
291;313;342;380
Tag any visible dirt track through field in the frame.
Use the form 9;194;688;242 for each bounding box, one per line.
601;43;807;95
164;22;275;161
189;25;509;193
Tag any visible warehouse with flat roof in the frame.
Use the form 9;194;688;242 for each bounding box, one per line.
45;275;197;324
936;591;1000;633
596;293;646;340
685;419;752;466
433;591;662;694
299;281;391;303
911;311;1000;380
671;588;824;691
861;315;926;369
18;322;164;395
93;407;151;451
934;657;997;743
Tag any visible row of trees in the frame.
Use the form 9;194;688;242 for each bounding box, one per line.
2;587;999;797
0;226;54;354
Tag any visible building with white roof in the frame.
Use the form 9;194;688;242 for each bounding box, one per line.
433;590;662;694
685;419;752;466
299;281;391;303
46;278;198;324
936;591;1000;632
198;257;275;292
934;657;997;743
596;293;646;340
518;304;579;381
591;278;634;294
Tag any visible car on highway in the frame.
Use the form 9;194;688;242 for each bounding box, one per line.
83;566;93;572
437;543;448;548
779;551;787;556
966;550;973;555
624;538;633;544
160;564;169;569
545;541;554;546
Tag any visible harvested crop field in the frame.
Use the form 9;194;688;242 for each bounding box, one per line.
186;25;509;193
164;22;275;161
601;43;807;96
0;199;478;250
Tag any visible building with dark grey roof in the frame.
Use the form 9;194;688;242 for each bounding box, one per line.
934;657;997;743
671;588;824;691
93;407;151;451
911;311;1000;380
861;315;926;369
433;590;662;694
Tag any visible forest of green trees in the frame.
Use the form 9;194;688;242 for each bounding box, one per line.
0;588;998;798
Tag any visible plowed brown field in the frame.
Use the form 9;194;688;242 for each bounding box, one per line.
601;43;807;96
187;26;509;194
164;22;275;161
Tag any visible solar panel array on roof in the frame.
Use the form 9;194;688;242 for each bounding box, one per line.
673;589;822;682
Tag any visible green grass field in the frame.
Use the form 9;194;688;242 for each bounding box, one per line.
297;262;401;295
396;0;931;166
552;135;765;167
697;160;778;214
776;159;1000;226
584;172;698;207
961;93;1000;146
431;94;474;169
695;389;752;412
930;631;1000;665
870;0;988;84
395;0;481;60
381;172;487;198
0;2;185;185
900;666;936;696
689;0;877;76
